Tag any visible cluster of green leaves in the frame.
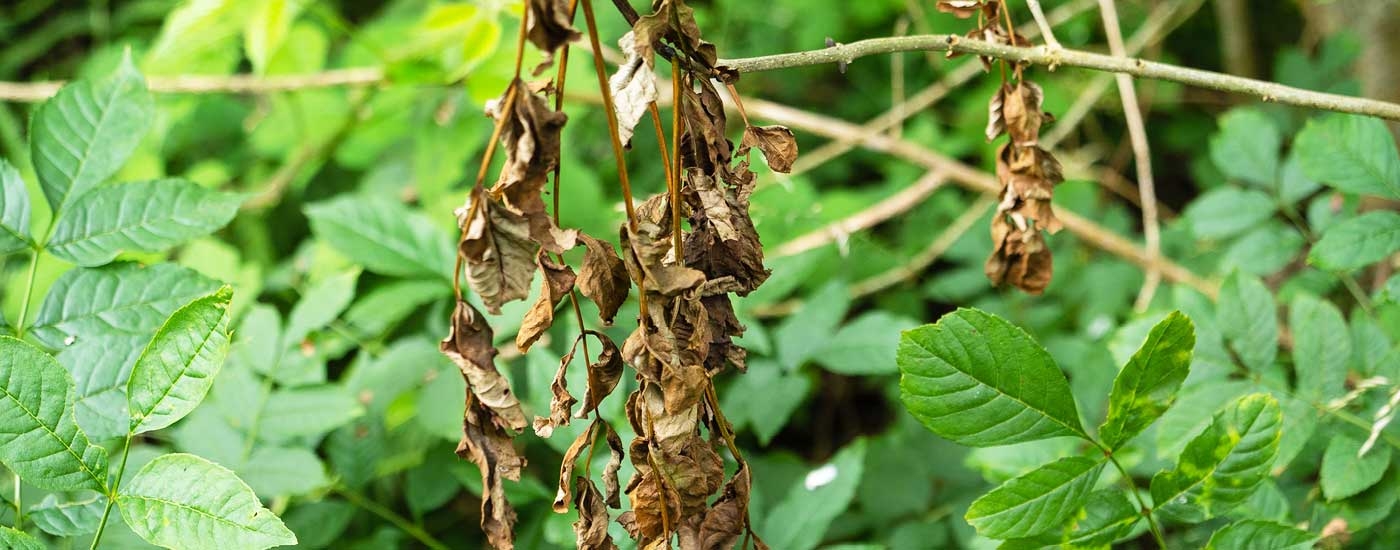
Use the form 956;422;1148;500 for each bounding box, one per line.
0;58;297;548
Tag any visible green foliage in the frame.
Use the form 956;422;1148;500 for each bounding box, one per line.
118;454;296;549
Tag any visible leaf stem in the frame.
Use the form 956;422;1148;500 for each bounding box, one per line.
333;485;449;550
90;433;133;550
14;249;40;338
1103;451;1167;549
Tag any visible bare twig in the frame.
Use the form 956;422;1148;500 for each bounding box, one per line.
717;33;1400;122
1026;0;1063;50
0;68;384;102
1097;0;1163;311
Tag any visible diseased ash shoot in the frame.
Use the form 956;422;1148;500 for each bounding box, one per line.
442;0;797;548
941;0;1064;294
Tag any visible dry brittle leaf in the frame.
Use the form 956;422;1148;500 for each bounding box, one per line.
633;0;718;68
1001;80;1047;145
573;477;619;550
936;0;986;18
696;463;751;550
610;31;660;147
459;186;538;313
457;396;527;549
441;300;528;432
602;422;625;508
737;125;798;173
533;335;582;438
577;233;630;324
578;331;625;419
554;420;599;513
489;79;578;254
525;0;581;75
985;217;1054;295
516;251;578;353
622;223;706;297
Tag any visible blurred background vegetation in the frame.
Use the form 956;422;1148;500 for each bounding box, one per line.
2;0;1400;548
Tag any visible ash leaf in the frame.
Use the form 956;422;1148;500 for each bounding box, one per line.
697;463;751;550
578;331;625;419
459;186;538;313
610;31;659;147
516;251;577;353
602;422;625;508
533;335;581;438
577;233;630;325
488;79;578;254
572;477;619;550
456;396;527;550
525;0;581;75
554;420;599;513
440;300;528;432
622;223;706;297
738;125;798;173
985;216;1054;295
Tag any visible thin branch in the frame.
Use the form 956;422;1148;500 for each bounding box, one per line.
1026;0;1063;50
731;94;1219;298
0;67;384;102
1097;0;1163;312
717;34;1400;122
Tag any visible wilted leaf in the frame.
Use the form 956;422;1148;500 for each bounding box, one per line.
579;331;624;419
610;31;659;147
577;233;630;324
457;396;527;549
572;477;618;550
440;300;527;431
525;0;580;74
458;186;539;313
738;125;798;173
516;251;577;353
487;79;578;253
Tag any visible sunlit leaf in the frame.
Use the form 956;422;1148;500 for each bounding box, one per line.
47;180;243;267
127;287;234;434
0;336;109;492
899;308;1087;447
1098;311;1195;451
119;453;296;549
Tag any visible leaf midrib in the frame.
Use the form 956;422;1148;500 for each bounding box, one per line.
121;494;283;539
0;382;105;490
129;303;224;430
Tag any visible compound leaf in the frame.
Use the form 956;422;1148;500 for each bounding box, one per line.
127;287;234;434
118;453;296;549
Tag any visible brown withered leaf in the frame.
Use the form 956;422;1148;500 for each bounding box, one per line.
986;85;1006;141
457;396;527;549
622;223;706;297
676;77;732;174
936;0;988;18
516;251;577;353
696;463;751;550
985;216;1054;295
602;422;625;508
459;186;537;313
610;31;660;147
578;330;625;419
737;125;798;173
659;434;724;518
682;173;769;296
554;420;599;513
488;79;578;253
624;469;676;542
573;477;619;550
627;385;699;451
441;300;528;432
995;143;1063;234
632;0;718;69
1000;81;1048;145
525;0;581;75
577;233;630;324
533;334;582;438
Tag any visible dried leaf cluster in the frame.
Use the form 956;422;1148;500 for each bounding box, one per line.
942;0;1064;294
444;1;796;548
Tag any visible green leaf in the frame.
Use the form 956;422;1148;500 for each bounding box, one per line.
722;359;811;445
999;490;1142;549
1289;293;1350;402
762;439;866;550
1098;311;1195;450
245;0;304;74
239;446;330;497
815;311;919;375
284;269;360;346
118;453;297;549
1205;520;1315;550
1309;211;1400;270
965;456;1106;539
304;195;453;280
47;179;243;266
30;53;153;213
1155;381;1254;459
1295;114;1400;199
899;308;1087;447
29;492;105;536
1222;224;1304;276
1209;108;1280;188
127;287;234;434
0;337;108;492
1320;436;1392;501
0;526;45;550
30;263;220;350
1218;272;1278;373
1278;152;1322;204
1183;188;1276;239
257;385;364;443
282;500;355;549
0;159;33;254
774;281;850;370
1151;393;1282;522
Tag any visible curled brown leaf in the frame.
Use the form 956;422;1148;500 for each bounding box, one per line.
577;233;631;325
441;300;528;432
525;0;581;75
737;125;798;173
489;79;578;254
516;251;578;353
573;477;619;550
457;396;527;549
459;186;537;313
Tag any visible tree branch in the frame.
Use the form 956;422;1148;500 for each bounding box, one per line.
0;67;384;102
718;34;1400;122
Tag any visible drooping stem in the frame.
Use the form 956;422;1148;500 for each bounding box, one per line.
89;433;133;550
